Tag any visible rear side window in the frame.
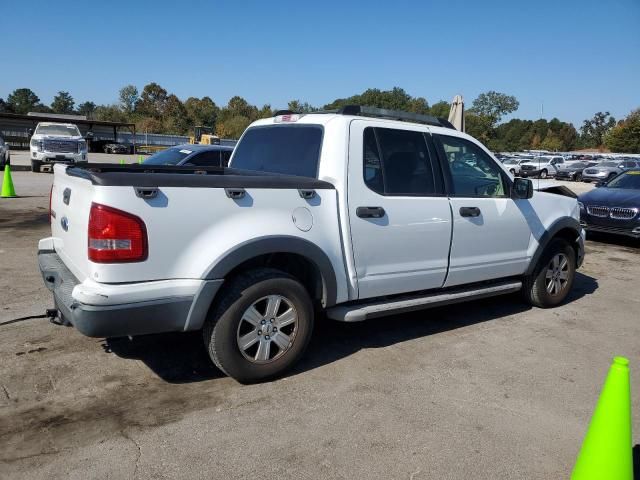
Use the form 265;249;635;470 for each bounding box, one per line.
231;125;322;178
363;127;436;196
186;151;222;167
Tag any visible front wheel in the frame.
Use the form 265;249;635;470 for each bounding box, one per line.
203;268;314;383
574;172;582;182
31;160;41;173
539;169;548;179
522;238;576;308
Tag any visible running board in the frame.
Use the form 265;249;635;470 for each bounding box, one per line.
326;280;523;322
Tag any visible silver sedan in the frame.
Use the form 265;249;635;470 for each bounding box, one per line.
582;160;639;183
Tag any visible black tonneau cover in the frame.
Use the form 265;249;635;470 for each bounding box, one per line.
65;163;334;189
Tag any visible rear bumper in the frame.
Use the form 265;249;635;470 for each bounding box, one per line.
38;250;223;338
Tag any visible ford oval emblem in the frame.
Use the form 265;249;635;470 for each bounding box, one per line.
61;216;69;232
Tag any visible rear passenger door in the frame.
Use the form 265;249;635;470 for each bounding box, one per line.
347;121;453;299
433;134;531;287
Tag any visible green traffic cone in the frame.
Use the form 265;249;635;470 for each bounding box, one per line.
138;155;143;164
120;159;125;165
571;357;633;479
1;163;17;198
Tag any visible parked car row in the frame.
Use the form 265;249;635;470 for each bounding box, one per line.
498;153;640;182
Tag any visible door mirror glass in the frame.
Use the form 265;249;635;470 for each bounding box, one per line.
512;177;533;199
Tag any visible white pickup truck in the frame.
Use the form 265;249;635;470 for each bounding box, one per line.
39;106;585;383
30;122;88;173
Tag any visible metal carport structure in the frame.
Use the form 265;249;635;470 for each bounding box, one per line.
0;112;136;153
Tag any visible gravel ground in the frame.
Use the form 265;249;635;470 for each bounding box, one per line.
0;171;638;480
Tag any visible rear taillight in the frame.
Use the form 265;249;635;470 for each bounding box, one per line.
88;203;148;263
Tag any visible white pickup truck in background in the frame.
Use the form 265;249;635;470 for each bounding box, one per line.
39;106;585;383
30;122;88;172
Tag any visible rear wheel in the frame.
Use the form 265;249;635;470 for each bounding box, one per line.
203;268;314;383
523;238;576;308
539;169;548;179
31;160;41;173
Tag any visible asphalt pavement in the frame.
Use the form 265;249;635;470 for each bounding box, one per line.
0;170;638;480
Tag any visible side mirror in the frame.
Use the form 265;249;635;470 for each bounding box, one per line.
86;131;94;139
595;181;604;188
512;177;533;199
27;128;34;136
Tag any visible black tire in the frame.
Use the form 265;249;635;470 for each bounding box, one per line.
539;169;548;179
607;173;616;181
522;238;576;308
203;268;314;383
574;172;582;182
31;160;41;173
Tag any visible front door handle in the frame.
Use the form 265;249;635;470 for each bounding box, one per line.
459;206;481;217
356;206;386;218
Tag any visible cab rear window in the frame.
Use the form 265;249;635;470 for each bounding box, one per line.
231;125;322;178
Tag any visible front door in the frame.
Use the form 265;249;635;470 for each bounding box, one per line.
347;121;453;300
433;134;531;287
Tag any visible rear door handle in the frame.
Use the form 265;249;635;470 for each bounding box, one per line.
459;207;481;217
356;206;386;218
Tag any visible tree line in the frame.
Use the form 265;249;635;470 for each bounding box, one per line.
1;85;638;153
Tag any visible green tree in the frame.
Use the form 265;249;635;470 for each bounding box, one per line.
604;109;640;153
470;91;519;125
0;98;9;113
465;111;494;144
136;83;168;118
184;96;219;127
324;87;430;114
287;100;318;113
77;101;97;118
540;129;563;151
94;104;129;123
163;94;190;134
119;85;139;115
51;91;75;114
7;88;40;114
428;100;451;118
580;111;616;148
216;115;251;139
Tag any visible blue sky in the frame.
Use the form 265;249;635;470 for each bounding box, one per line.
2;0;639;126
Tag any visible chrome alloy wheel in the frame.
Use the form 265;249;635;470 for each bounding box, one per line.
545;253;570;296
236;295;298;363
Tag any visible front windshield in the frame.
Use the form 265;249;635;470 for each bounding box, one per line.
503;158;517;164
532;156;549;163
35;124;81;136
605;171;640;189
143;147;192;165
600;161;619;167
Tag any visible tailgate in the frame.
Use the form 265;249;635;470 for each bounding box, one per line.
50;164;94;281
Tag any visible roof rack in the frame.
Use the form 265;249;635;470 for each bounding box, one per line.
274;105;454;129
337;105;454;129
